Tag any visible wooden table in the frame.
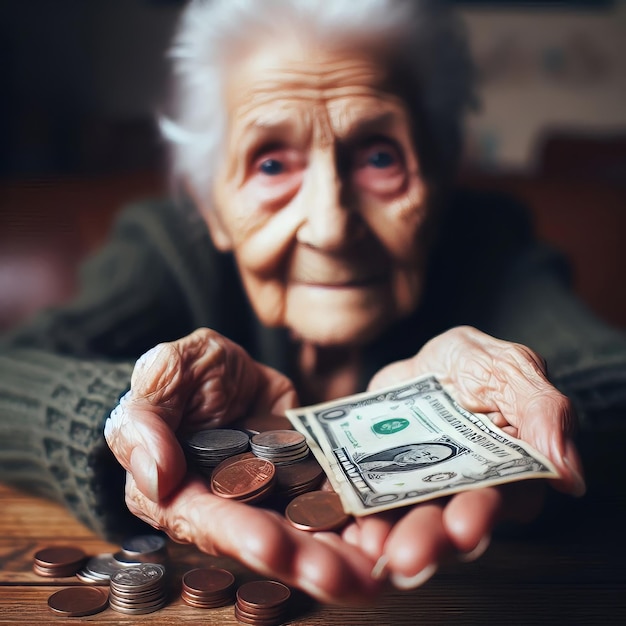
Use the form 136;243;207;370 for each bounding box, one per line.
1;432;625;625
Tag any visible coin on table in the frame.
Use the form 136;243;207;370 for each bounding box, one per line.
76;553;125;584
47;587;109;617
285;490;350;532
181;567;236;608
110;562;166;591
235;580;291;625
33;546;87;577
210;456;276;503
109;563;168;615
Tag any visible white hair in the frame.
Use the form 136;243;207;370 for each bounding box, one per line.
160;0;476;201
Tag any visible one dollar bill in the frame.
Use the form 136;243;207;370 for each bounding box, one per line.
286;374;559;516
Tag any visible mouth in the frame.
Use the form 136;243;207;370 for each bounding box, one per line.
292;275;387;288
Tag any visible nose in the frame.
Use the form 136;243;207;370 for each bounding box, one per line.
296;150;358;251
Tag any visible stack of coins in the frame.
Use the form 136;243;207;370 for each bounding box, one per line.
184;428;251;473
211;455;276;503
47;587;109;618
33;546;87;578
181;567;236;608
235;580;291;625
250;430;309;465
284;490;350;532
273;456;325;498
117;533;168;564
108;563;168;615
76;553;132;584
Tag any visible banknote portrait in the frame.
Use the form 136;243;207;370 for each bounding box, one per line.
357;442;459;473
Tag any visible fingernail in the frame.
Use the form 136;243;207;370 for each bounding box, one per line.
371;555;389;580
390;563;437;590
459;533;491;563
297;578;335;604
130;446;159;502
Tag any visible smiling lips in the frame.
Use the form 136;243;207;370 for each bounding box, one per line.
288;248;389;288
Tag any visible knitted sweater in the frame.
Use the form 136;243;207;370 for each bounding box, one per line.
1;189;625;539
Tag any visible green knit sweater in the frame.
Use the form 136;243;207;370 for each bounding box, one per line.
1;190;625;539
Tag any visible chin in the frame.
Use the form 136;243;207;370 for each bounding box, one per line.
281;283;412;346
289;313;393;348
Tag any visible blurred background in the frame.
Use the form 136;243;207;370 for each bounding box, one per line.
1;0;625;330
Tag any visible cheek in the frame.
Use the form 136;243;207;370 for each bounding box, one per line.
362;183;429;263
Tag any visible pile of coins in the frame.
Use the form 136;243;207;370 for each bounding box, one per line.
108;563;168;615
181;567;236;608
235;580;292;626
34;534;294;623
185;428;328;508
75;534;168;584
33;546;87;578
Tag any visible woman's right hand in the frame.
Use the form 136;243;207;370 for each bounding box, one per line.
103;328;379;604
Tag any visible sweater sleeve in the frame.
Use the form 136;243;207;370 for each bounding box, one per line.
0;197;212;539
478;242;626;430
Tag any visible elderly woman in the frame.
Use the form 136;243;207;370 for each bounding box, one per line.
2;0;625;605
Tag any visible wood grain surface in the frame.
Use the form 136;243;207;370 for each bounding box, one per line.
1;431;625;625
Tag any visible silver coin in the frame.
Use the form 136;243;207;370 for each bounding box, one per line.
75;569;110;585
112;550;143;566
110;563;166;590
121;534;167;556
185;429;249;452
251;430;305;451
109;586;166;602
108;591;167;608
108;599;167;615
83;553;124;579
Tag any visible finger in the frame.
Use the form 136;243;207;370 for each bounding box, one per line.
105;401;186;501
105;330;298;501
344;510;402;564
124;475;381;604
441;488;502;558
383;503;449;590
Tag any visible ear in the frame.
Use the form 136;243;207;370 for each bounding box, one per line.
183;178;233;252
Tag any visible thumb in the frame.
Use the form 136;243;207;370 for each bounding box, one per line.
104;393;187;503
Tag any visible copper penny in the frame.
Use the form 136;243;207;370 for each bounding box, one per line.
285;490;349;532
211;451;255;475
211;457;275;500
236;580;291;609
34;546;87;577
182;567;235;596
47;587;109;617
235;605;285;626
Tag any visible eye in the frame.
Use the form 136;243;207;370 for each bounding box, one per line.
259;158;284;176
367;150;396;169
352;138;406;196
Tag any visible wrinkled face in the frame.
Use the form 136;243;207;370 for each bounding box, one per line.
206;37;431;346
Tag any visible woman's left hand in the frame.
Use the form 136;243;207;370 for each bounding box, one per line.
340;325;586;590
